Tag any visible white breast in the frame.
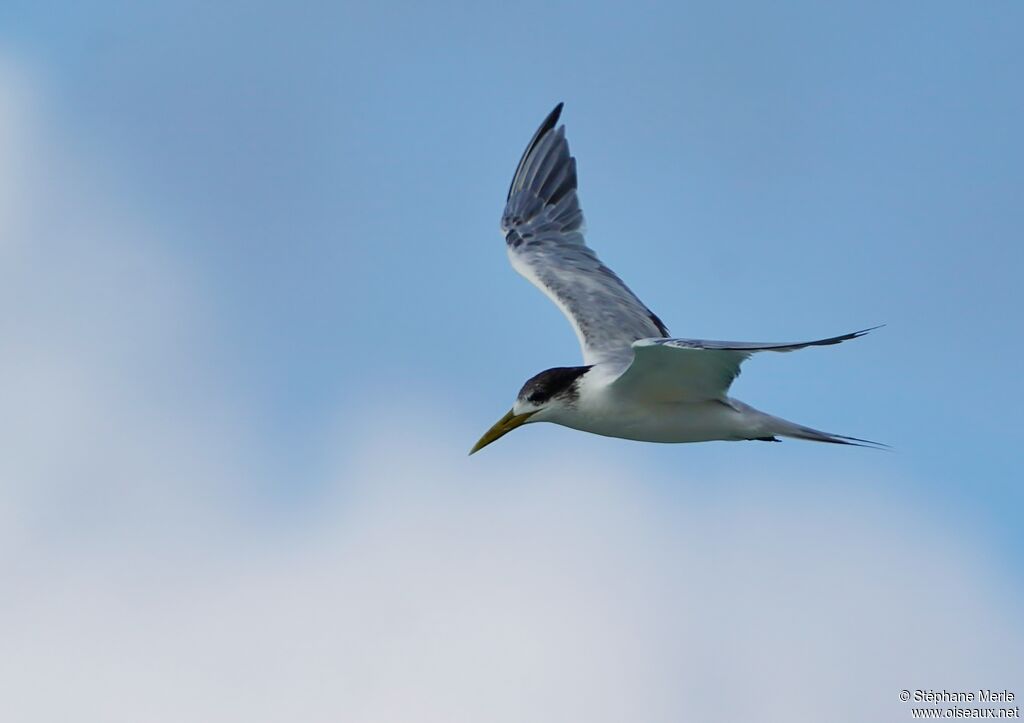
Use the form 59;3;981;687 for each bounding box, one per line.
547;370;765;444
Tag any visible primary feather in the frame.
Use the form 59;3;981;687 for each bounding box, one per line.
502;103;668;367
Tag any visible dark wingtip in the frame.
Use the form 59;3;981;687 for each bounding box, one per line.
815;324;886;347
853;324;886;338
546;102;565;128
507;103;566;201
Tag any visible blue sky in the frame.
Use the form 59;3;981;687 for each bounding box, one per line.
2;2;1022;720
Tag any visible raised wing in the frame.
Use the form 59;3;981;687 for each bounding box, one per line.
502;104;668;366
610;328;879;402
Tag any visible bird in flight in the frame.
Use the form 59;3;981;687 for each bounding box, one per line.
470;103;881;455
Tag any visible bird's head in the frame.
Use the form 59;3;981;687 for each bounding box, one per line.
469;366;591;454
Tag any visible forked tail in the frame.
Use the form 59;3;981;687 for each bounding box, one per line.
731;399;886;449
768;416;888;449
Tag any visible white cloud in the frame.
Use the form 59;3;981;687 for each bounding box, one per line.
0;53;1020;723
4;417;1022;723
0;54;255;557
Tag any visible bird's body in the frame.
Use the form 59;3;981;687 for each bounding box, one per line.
471;104;880;454
550;375;765;444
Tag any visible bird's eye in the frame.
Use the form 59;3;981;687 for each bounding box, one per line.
527;393;543;404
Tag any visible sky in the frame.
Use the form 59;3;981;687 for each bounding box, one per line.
1;2;1022;721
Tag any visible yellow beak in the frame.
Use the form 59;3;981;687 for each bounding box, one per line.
469;408;536;455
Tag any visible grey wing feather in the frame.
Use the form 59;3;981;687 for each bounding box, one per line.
502;104;667;366
646;326;881;353
612;327;879;402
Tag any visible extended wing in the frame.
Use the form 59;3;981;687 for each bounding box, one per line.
502;104;667;367
610;328;879;402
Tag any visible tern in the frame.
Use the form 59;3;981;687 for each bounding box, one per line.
470;104;880;455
